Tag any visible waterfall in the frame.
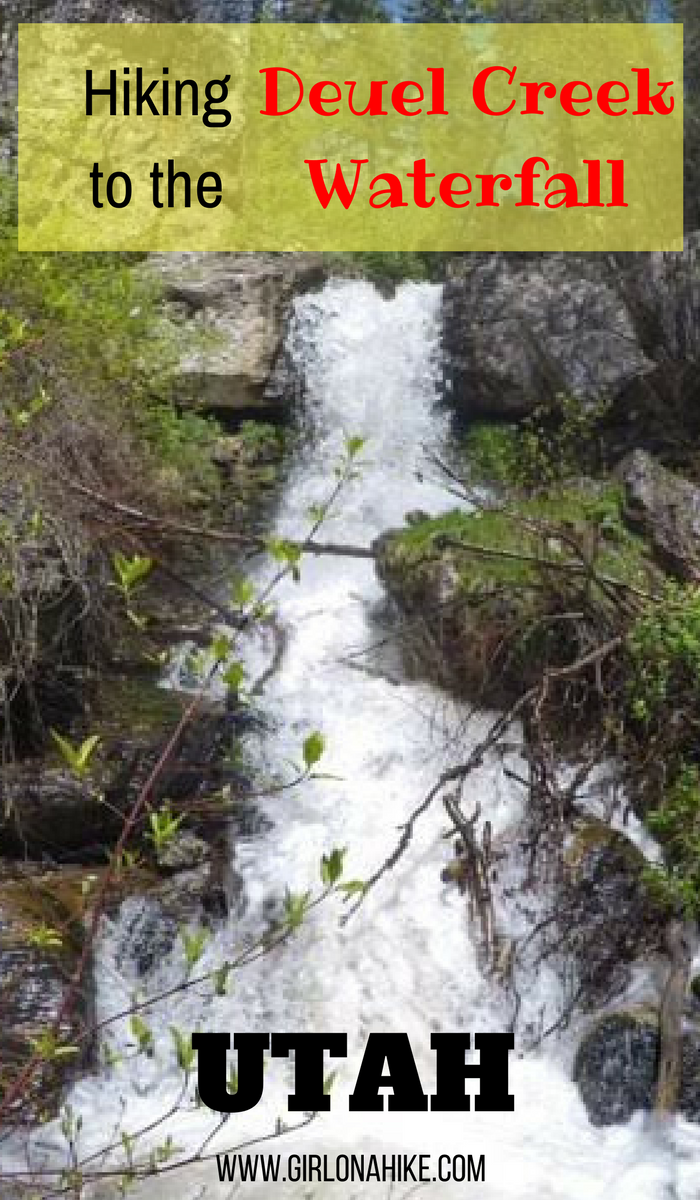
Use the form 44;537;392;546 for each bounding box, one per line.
15;279;700;1199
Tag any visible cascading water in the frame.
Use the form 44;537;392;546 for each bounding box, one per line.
18;279;700;1198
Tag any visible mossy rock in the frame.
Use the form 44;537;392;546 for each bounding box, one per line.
564;818;648;883
375;485;656;707
87;673;189;746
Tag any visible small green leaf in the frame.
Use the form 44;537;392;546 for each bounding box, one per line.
230;577;255;608
27;923;64;950
320;847;346;887
339;880;367;898
266;537;302;568
283;889;311;931
210;632;232;663
222;661;245;692
129;1014;153;1055
345;434;366;459
213;961;232;997
170;1027;195;1074
303;731;325;770
180;926;208;970
112;552;153;593
50;730;100;778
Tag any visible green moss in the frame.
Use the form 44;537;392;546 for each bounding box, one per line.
392;485;650;594
88;675;188;746
464;423;521;488
325;251;446;284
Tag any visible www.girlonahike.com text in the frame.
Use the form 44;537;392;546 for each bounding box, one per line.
216;1151;486;1185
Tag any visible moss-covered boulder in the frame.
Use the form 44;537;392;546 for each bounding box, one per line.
374;487;652;707
153;251;325;416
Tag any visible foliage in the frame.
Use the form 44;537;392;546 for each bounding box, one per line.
0;170;219;504
327;251;447;285
642;764;700;918
625;585;700;916
236;419;284;456
465;395;610;492
137;403;221;500
628;582;700;726
463;423;521;488
50;731;101;779
394;485;648;593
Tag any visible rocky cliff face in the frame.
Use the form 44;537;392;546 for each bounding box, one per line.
442;242;700;430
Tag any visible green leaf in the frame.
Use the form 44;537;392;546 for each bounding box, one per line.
339;880;367;898
303;731;325;770
320;847;346;887
283;889;311;931
213;961;232;997
30;1031;79;1061
112;552;153;593
210;632;232;663
27;923;64;950
170;1027;195;1074
266;537;302;568
181;926;208;970
222;661;245;692
230;577;255;608
129;1014;153;1054
75;734;101;773
50;730;100;778
345;434;366;459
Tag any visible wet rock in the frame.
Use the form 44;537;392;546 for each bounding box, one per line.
103;695;244;843
151;252;325;415
573;1007;700;1125
620;448;700;581
114;851;244;979
0;865;96;1122
0;676;250;861
561;820;667;1010
156;829;209;874
114;894;181;978
0;767;120;859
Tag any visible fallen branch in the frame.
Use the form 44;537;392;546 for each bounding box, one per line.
654;918;693;1120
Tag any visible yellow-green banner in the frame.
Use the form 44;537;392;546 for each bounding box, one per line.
18;22;683;251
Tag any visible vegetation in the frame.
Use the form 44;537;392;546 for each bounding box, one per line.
384;384;700;933
0;170;229;752
464;395;611;491
327;250;447;286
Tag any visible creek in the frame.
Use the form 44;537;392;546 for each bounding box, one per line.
19;278;700;1198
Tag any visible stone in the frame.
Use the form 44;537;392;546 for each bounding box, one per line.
0;864;96;1122
620;448;700;581
574;1007;700;1125
150;252;326;415
442;252;648;420
561;819;667;1009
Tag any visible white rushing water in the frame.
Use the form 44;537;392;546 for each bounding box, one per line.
19;278;700;1198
